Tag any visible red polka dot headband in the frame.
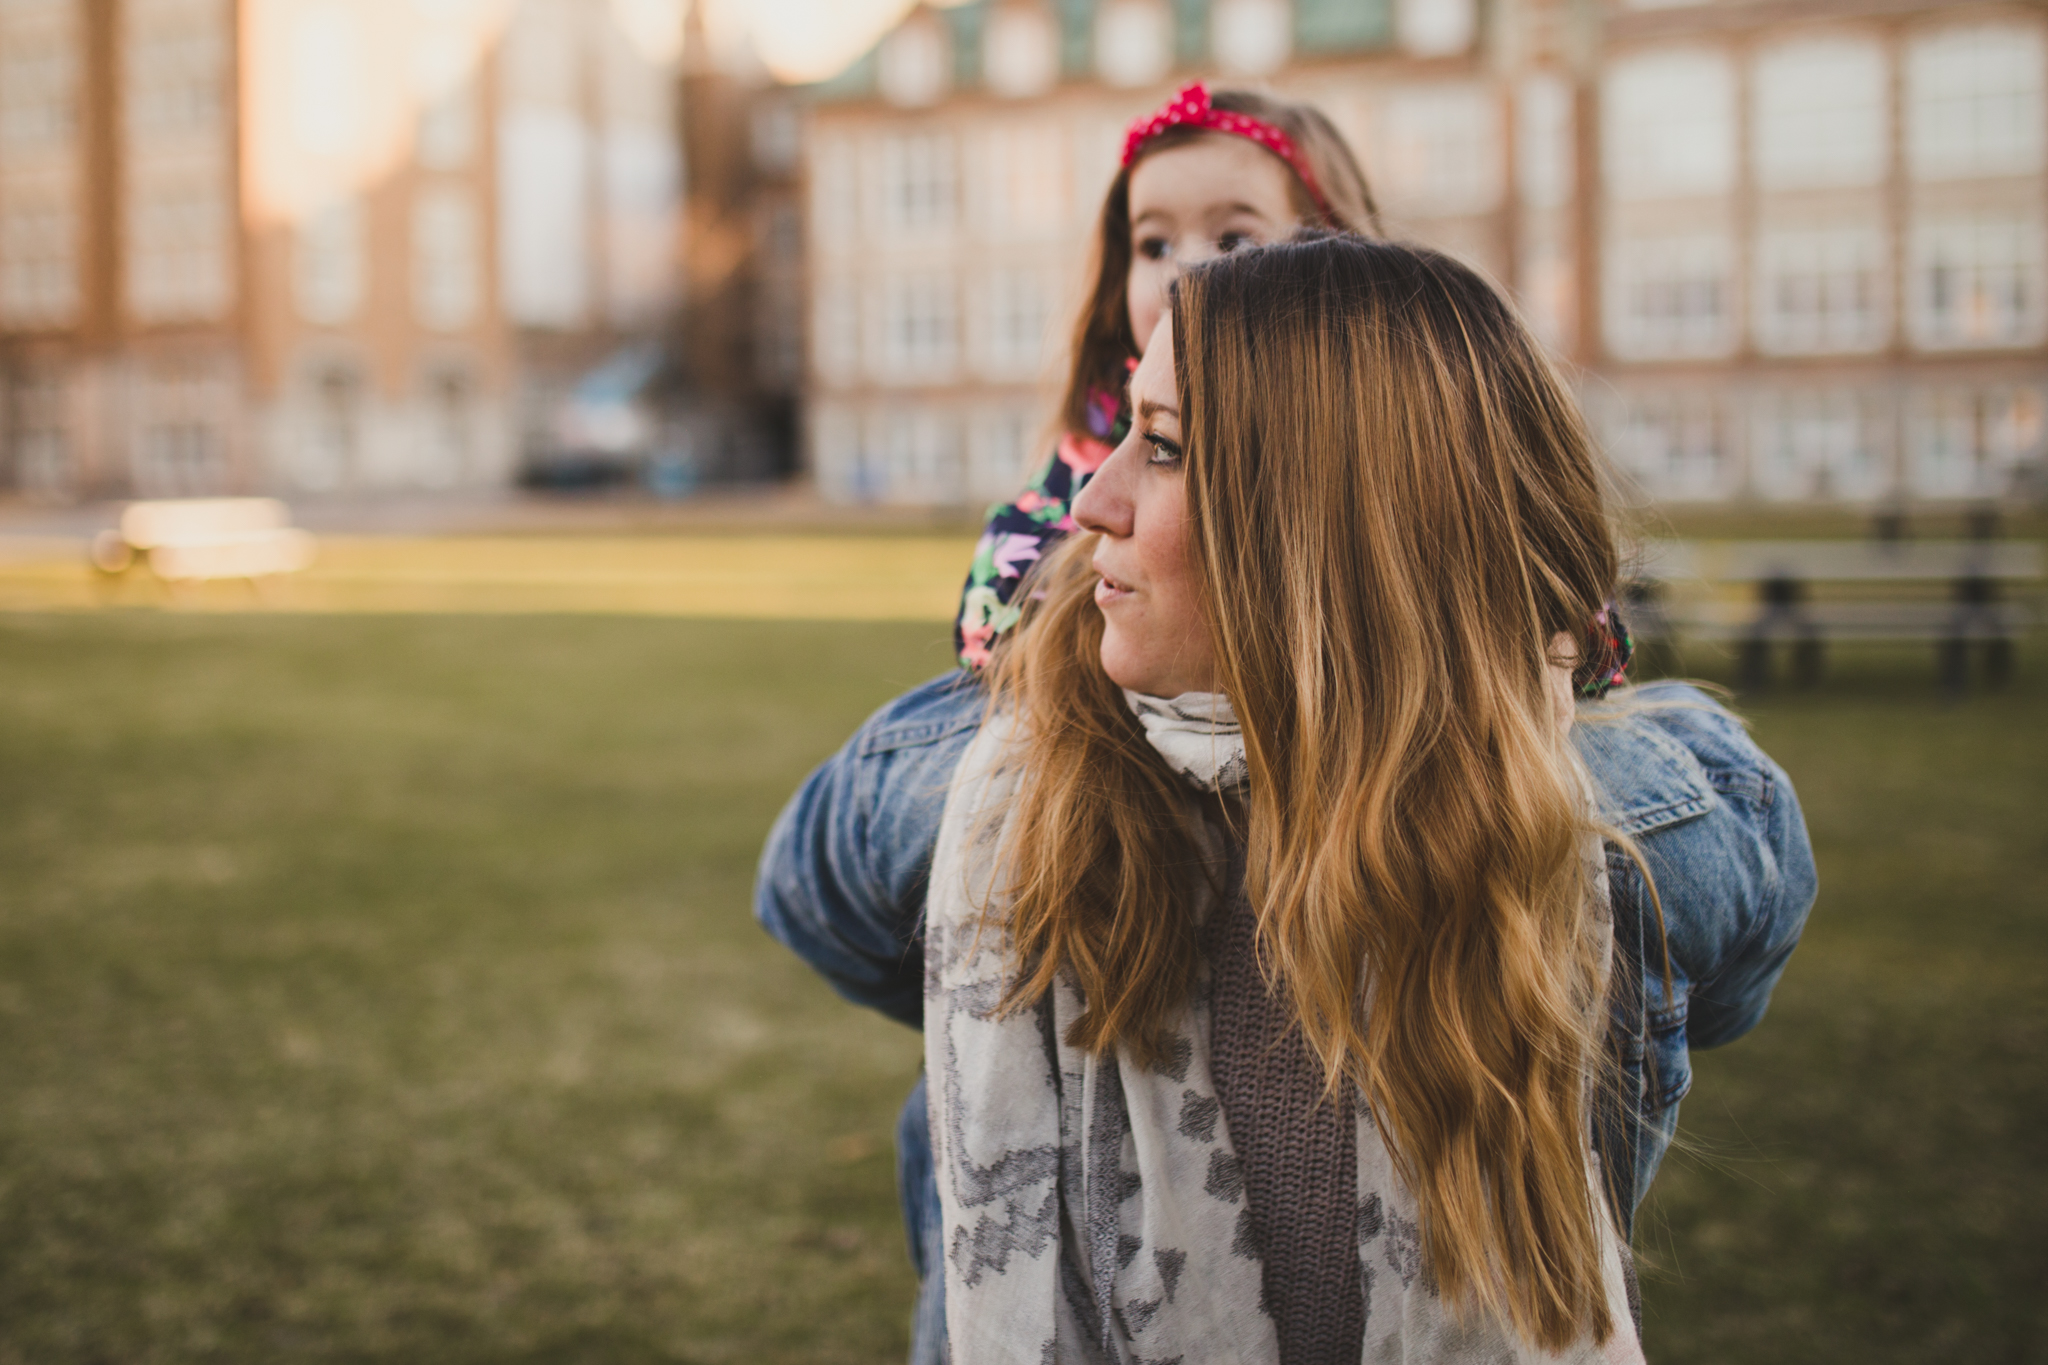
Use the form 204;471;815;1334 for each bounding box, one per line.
1120;82;1332;219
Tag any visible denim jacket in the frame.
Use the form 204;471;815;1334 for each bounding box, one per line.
754;674;1816;1355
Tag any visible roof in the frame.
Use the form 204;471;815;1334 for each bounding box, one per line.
804;0;1397;105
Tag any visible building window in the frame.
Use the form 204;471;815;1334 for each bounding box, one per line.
878;272;959;378
1516;73;1575;211
872;407;963;503
416;83;476;171
1908;387;2046;499
497;105;593;329
1910;215;2047;350
980;267;1053;378
984;5;1058;100
122;0;233;324
419;368;472;487
125;0;227;132
0;0;81;329
1379;84;1503;218
1213;0;1291;78
1753;227;1887;355
878;12;949;109
297;364;362;491
1396;0;1475;58
4;367;71;498
1752;36;1887;190
601;125;679;328
288;1;363;158
1605;235;1735;359
811;403;868;502
1750;391;1891;502
0;195;78;326
1517;240;1575;352
1604;392;1735;501
1095;0;1171;89
412;187;479;332
756;277;804;389
0;1;79;148
1603;48;1737;201
878;132;957;236
133;420;225;498
127;178;232;323
294;197;365;325
976;124;1067;240
1907;22;2047;182
969;406;1038;501
809;134;858;250
811;278;859;384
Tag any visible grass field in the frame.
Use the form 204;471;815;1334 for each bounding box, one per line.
0;610;2041;1363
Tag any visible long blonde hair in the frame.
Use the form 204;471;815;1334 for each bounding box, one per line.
991;235;1624;1350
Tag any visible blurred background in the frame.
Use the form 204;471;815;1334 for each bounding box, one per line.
0;0;2043;1362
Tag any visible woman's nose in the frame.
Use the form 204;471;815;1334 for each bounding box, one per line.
1072;442;1137;538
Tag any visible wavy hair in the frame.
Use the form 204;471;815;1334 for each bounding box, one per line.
991;235;1625;1350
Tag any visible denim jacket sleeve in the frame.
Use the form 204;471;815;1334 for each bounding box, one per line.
1574;680;1819;1219
752;671;986;1029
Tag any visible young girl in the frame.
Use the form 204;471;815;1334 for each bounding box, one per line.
953;82;1632;690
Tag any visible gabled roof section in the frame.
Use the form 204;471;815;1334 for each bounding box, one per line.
801;0;1397;105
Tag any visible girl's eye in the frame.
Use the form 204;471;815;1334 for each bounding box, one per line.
1143;433;1183;466
1218;231;1251;253
1137;236;1170;262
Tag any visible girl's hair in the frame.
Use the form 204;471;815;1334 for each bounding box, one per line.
1058;89;1380;438
992;235;1623;1351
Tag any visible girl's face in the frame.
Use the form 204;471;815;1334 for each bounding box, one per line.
1073;316;1216;698
1126;135;1301;351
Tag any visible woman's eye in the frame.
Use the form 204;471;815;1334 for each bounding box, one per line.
1143;433;1183;465
1137;236;1169;262
1218;231;1251;253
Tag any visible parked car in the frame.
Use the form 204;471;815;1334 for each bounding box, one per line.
518;344;696;494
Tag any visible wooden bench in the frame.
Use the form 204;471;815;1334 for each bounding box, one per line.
90;498;316;587
1628;539;2043;692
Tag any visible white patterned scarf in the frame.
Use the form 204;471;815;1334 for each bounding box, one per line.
1121;690;1248;792
923;711;1645;1365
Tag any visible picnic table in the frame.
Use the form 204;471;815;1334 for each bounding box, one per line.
1629;538;2042;692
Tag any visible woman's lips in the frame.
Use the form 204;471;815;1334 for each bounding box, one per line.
1093;565;1134;606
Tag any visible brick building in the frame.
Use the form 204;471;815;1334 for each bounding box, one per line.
797;0;2046;509
0;0;679;499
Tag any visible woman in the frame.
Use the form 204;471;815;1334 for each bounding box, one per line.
930;234;1637;1362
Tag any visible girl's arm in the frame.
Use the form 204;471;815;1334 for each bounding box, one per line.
752;671;985;1027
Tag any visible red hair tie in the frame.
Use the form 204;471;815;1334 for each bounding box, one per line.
1120;82;1332;219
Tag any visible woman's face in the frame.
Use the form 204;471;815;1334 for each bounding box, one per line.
1072;316;1217;698
1126;135;1300;352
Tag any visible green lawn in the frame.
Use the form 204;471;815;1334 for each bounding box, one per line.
0;614;2040;1363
